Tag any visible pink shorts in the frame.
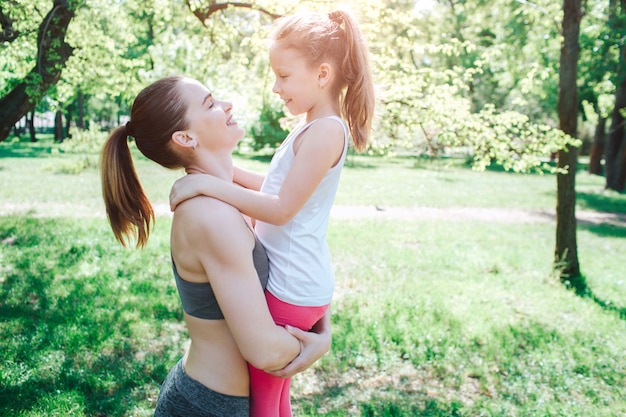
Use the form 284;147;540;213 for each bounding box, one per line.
265;290;329;330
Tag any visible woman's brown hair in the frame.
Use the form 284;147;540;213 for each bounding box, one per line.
100;76;189;248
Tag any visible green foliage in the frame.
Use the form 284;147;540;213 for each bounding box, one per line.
43;156;95;175
465;105;582;173
32;126;108;174
56;125;107;155
2;0;621;181
367;0;576;168
248;101;289;151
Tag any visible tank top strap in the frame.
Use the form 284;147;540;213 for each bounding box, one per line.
296;116;348;144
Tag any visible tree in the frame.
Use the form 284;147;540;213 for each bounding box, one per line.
368;0;577;169
555;0;582;284
578;0;625;179
605;0;626;191
0;0;75;141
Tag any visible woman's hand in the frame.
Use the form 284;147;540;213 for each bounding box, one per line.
170;174;217;211
268;311;332;379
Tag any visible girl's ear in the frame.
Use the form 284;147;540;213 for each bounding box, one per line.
318;63;332;88
171;131;197;149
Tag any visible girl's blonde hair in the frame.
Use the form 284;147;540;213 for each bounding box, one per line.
271;9;375;152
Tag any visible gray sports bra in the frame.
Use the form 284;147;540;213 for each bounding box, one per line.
172;221;269;320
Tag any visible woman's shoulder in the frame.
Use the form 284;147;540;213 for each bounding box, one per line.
174;196;246;238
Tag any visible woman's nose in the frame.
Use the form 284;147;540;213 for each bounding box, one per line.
218;100;233;112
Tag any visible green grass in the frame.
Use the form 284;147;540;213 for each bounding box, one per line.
1;138;625;416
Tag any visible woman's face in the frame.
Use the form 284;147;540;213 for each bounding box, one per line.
179;78;244;150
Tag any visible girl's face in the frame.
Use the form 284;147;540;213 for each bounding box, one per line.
269;43;323;116
179;79;244;150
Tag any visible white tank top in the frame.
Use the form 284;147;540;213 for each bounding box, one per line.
255;116;349;306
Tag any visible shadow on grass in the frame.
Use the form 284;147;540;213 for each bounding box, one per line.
581;285;626;321
244;153;274;163
564;274;626;321
0;216;178;416
0;137;58;158
295;384;463;417
578;191;626;213
577;220;626;238
587;290;626;321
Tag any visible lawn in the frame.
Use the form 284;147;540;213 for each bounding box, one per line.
1;138;625;416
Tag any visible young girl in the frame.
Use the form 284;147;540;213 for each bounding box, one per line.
169;9;375;417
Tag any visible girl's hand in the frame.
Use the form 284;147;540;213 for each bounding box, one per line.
267;324;332;379
169;174;216;211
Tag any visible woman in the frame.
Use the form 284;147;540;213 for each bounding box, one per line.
100;75;331;416
168;9;374;415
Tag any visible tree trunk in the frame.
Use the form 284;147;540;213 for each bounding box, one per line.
65;108;72;138
605;78;626;191
54;110;64;142
618;136;626;188
28;111;36;143
605;0;626;191
12;118;25;138
588;115;606;175
555;0;581;283
76;90;85;130
0;0;75;142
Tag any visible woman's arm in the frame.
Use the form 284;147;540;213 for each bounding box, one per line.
170;119;345;225
176;197;300;371
268;308;332;379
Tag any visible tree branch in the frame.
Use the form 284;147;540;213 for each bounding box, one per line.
0;5;19;43
185;1;280;27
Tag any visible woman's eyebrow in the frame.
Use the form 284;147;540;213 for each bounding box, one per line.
202;93;213;106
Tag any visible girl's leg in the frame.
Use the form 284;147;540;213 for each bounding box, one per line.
259;290;328;417
278;378;292;417
248;363;286;417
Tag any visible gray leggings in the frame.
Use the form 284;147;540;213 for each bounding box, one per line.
154;359;249;417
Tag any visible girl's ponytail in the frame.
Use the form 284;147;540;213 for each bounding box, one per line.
337;9;375;152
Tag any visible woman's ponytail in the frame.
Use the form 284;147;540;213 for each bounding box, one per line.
100;126;154;248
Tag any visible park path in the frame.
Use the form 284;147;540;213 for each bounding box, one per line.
1;202;625;227
328;205;626;227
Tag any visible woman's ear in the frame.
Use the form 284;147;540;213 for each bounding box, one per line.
171;131;197;149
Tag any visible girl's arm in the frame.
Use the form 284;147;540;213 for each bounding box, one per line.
170;119;345;225
233;165;265;191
